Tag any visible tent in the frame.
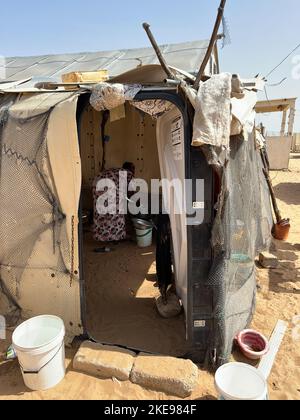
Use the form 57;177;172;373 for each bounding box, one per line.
0;41;273;367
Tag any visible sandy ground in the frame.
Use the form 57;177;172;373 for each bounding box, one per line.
250;155;300;400
0;155;299;400
84;236;188;357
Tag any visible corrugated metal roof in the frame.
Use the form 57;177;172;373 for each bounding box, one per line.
1;40;209;82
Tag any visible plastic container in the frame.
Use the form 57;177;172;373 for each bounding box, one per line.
215;362;268;400
132;218;153;230
12;315;66;391
136;228;153;248
273;222;290;241
236;329;269;360
132;218;153;248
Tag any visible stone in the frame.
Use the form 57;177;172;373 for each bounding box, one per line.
73;341;136;381
130;353;199;398
156;292;182;319
259;252;279;269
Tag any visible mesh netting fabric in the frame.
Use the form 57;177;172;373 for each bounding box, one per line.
0;98;70;300
205;132;273;368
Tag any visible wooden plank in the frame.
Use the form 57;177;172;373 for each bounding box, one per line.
62;70;108;84
256;98;297;114
258;320;288;379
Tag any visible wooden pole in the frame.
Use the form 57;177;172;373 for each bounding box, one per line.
142;23;177;80
280;110;287;137
287;103;296;136
193;0;227;90
261;160;282;224
101;110;110;172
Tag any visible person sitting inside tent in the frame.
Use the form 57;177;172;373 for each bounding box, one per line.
92;162;135;242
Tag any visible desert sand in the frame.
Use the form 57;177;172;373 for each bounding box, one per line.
84;237;188;357
0;155;299;401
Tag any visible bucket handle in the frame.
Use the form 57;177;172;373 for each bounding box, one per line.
19;342;64;375
136;229;152;238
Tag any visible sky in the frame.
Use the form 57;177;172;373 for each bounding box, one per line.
1;0;300;131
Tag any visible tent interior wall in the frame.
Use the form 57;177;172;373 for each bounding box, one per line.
79;102;161;209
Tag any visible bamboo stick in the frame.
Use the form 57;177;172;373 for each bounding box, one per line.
142;23;177;80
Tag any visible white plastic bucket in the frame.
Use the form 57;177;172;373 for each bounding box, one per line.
215;363;268;400
12;315;66;391
136;228;153;248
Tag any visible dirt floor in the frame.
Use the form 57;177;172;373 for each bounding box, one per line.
84;235;188;357
0;155;299;400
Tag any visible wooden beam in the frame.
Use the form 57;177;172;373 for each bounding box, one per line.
142;23;176;81
288;106;296;136
256;98;297;114
193;0;227;89
280;110;287;136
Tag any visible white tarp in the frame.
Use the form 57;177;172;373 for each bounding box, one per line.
191;73;233;149
183;73;264;149
90;83;141;112
156;107;188;319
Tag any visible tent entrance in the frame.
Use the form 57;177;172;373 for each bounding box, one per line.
82;233;188;356
78;98;188;356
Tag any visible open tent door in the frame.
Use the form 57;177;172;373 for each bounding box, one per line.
156;98;214;361
156;108;188;313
